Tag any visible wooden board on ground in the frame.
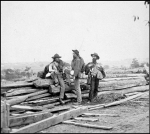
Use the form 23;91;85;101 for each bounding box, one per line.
10;107;88;133
73;117;99;122
9;111;53;127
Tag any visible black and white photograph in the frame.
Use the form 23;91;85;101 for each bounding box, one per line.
1;1;149;133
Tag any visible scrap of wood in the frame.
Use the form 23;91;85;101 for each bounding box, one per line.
10;106;88;133
9;111;53;127
73;117;99;122
81;113;119;117
62;120;113;130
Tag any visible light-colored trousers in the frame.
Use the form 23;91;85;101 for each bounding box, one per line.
74;78;82;103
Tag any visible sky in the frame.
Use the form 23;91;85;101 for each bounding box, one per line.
1;1;149;63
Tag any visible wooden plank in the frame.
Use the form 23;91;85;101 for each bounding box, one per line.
10;105;43;111
26;93;51;101
9;111;53;127
33;79;54;88
100;77;143;82
25;98;59;106
125;92;139;96
88;106;104;111
97;85;149;96
62;120;113;130
49;84;74;94
65;93;76;99
37;103;55;109
10;107;88;133
25;90;48;98
89;92;148;111
48;105;71;113
25;77;38;82
73;117;99;122
10;109;53;117
6;96;29;106
1;82;34;89
104;92;147;107
6;89;39;97
6;87;32;93
6;90;48;106
81;113;119;117
1;101;10;133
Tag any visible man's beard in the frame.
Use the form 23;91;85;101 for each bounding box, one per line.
92;58;96;62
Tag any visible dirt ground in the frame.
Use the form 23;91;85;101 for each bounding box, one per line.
38;94;149;133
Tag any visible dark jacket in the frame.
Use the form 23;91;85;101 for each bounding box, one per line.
85;62;106;78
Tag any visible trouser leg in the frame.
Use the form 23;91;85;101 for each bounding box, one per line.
57;75;65;99
50;73;59;84
94;78;99;98
74;78;82;103
89;76;95;101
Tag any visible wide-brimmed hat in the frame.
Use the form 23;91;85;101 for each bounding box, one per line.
72;49;79;56
52;54;61;59
91;53;100;59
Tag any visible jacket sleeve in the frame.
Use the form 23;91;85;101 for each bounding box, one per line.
74;59;81;77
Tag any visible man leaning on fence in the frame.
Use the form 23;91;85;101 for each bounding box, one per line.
70;49;85;105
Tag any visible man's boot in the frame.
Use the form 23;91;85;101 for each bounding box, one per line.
59;98;65;105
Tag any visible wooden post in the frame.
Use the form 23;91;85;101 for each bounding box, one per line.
1;101;10;133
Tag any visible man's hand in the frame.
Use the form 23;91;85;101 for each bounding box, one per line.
70;70;74;76
46;72;51;77
54;70;60;75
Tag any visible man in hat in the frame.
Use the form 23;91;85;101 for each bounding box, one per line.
45;53;67;105
85;53;106;102
71;49;85;105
